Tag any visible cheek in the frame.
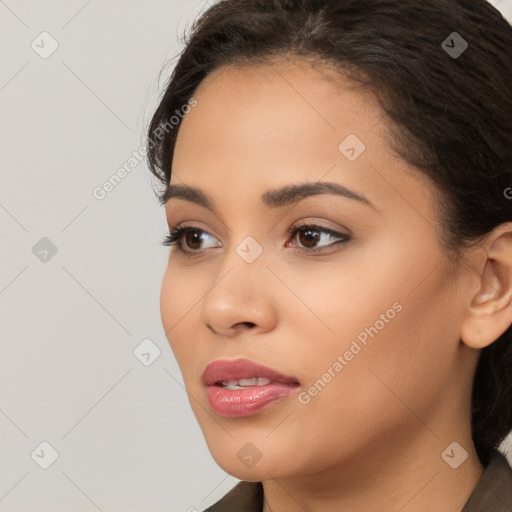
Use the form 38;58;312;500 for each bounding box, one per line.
159;268;176;339
283;242;458;419
273;300;448;472
160;265;199;362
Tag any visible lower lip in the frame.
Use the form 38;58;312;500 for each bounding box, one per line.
206;383;299;417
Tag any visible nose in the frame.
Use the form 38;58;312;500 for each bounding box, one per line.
206;321;256;335
199;258;279;338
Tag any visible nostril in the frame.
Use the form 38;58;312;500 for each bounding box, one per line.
240;321;256;329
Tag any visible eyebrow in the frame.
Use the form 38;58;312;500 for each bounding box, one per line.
161;181;375;212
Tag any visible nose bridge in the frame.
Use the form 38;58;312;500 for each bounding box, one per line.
209;236;267;307
199;236;277;335
214;220;268;282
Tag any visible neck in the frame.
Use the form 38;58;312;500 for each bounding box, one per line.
261;427;484;512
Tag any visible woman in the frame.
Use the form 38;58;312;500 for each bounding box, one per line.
146;0;512;510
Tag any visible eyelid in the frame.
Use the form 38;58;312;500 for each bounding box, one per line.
287;218;352;237
168;220;219;240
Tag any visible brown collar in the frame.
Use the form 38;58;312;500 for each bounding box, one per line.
204;480;263;512
461;448;512;511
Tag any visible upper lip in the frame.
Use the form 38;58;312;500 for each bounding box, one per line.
202;358;300;386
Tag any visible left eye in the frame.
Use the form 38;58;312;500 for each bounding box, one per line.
287;224;351;252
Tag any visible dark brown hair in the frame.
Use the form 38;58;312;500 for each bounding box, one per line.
146;0;512;467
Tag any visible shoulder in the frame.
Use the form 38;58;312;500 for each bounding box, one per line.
202;481;263;512
461;448;512;512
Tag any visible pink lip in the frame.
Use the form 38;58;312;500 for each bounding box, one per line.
202;358;300;417
202;358;299;385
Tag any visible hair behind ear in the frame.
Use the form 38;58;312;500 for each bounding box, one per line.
471;331;512;466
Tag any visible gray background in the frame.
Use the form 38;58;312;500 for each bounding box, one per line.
1;1;511;511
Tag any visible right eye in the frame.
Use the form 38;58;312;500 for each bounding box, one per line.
162;224;222;254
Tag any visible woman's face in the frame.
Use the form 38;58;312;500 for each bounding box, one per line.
160;60;479;480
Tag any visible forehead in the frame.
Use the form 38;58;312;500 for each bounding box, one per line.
172;60;384;177
180;59;381;135
168;59;436;223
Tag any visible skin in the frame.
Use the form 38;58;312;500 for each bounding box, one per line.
160;59;512;512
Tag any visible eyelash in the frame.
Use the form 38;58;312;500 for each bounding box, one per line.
161;222;351;255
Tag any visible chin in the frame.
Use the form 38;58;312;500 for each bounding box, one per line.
208;430;310;481
209;449;281;482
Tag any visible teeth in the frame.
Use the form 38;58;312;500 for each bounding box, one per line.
219;377;272;389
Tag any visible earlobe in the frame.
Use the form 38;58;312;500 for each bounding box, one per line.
460;223;512;350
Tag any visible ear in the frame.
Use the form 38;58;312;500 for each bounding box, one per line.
460;222;512;350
